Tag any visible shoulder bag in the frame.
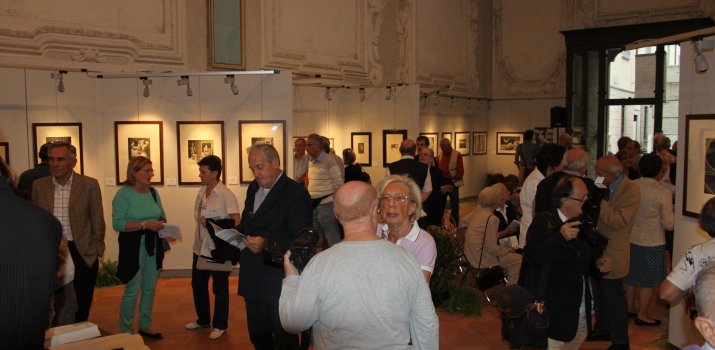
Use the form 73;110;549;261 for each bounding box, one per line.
476;215;506;291
149;187;171;252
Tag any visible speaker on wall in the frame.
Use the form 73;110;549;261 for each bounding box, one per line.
550;107;567;128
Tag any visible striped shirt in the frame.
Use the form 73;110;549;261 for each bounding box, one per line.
308;152;344;204
53;173;74;241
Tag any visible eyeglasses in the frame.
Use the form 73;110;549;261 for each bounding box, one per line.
568;196;588;203
380;194;410;203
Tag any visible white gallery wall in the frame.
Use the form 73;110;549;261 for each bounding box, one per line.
0;67;293;270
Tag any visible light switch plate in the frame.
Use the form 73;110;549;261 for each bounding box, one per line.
105;178;115;186
228;177;238;185
167;178;177;186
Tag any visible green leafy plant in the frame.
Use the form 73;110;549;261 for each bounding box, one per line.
485;172;494;187
95;258;122;287
426;225;480;317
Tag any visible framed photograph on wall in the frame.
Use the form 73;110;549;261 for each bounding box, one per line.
351;132;372;166
496;132;522;155
455;132;471;156
442;132;452;145
209;0;246;70
177;121;225;185
572;126;586;147
0;142;8;164
683;114;715;218
115;121;164;185
239;120;286;184
419;132;438;156
473;132;487;155
383;130;407;167
33;123;84;173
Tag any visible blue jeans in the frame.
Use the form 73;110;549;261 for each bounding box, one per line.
313;201;341;248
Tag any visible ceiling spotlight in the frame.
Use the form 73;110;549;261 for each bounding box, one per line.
359;87;366;102
467;99;472;109
224;75;239;95
325;87;332;101
433;96;440;105
177;76;192;96
694;38;714;74
420;94;427;109
51;71;67;93
385;86;395;100
449;97;455;108
141;78;152;98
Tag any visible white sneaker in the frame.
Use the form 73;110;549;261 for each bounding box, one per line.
210;328;226;340
186;321;210;330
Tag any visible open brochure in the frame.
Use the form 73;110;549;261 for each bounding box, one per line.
158;223;183;240
507;220;520;230
209;222;247;250
499;236;519;249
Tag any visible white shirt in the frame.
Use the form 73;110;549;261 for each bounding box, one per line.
193;182;240;255
53;173;74;241
666;238;715;292
518;169;545;248
630;178;675;246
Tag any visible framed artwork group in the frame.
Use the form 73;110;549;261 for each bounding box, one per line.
418;131;487;156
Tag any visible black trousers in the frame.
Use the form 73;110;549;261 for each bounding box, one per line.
591;277;629;345
191;254;230;329
244;299;299;350
67;241;98;322
442;179;460;225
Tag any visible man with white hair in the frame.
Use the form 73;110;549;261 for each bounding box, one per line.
279;181;439;349
533;149;594;216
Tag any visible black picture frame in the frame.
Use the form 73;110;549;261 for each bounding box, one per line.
177;121;226;185
383;129;407;167
351;132;372;166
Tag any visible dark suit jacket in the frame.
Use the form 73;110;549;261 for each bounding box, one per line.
237;173;312;304
388;158;428;190
494;205;517;232
33;172;106;267
423;165;446;227
522;210;597;342
18;163;51;197
533;171;595;216
0;178;62;349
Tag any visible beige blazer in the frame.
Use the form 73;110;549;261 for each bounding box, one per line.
32;172;106;267
597;176;641;280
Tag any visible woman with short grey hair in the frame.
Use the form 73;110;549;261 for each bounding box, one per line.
464;186;522;285
375;174;437;282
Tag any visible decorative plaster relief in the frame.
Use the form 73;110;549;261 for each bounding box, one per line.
415;0;478;92
493;0;565;98
0;0;184;68
364;0;412;84
264;0;368;81
565;0;714;29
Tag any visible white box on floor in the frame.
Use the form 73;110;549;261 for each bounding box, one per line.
44;321;101;347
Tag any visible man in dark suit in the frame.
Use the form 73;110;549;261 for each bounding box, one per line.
534;149;594;216
386;139;432;204
0;160;62;349
32;141;105;323
522;175;612;349
18;142;52;197
238;143;312;350
418;147;451;228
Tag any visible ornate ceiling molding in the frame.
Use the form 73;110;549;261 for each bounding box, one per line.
0;1;184;68
264;0;368;81
565;0;714;29
415;0;478;92
493;0;565;97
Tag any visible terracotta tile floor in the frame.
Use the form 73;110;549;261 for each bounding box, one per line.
87;199;675;349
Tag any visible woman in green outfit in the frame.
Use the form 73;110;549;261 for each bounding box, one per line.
112;156;175;338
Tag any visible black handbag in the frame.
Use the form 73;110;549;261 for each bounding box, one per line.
497;263;551;349
475;215;506;291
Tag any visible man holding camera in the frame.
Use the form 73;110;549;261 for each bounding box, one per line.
279;181;439;349
589;156;641;350
522;175;612;349
237;144;312;350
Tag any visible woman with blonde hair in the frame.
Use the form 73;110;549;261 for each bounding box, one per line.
113;156;175;339
375;174;437;282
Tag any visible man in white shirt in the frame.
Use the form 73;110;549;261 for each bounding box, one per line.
293;138;308;185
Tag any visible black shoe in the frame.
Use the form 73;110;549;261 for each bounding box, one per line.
138;329;164;339
586;333;611;341
607;344;630;350
634;317;661;326
628;312;637;318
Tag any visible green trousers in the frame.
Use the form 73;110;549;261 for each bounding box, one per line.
119;235;159;334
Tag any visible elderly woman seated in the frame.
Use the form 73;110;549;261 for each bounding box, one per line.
464;186;522;285
376;174;437;282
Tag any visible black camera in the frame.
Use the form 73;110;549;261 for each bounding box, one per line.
552;183;610;260
262;228;319;273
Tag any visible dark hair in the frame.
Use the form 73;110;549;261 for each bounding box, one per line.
342;148;356;165
536;143;566;176
197;155;223;181
321;137;331;154
0;156;26;199
524;130;535;141
700;197;715;238
416;136;430;146
637;153;662;178
488;173;505;186
628;140;641;150
615;150;629;161
504;174;519;193
617;136;632;150
551;175;579;209
39;142;52;162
